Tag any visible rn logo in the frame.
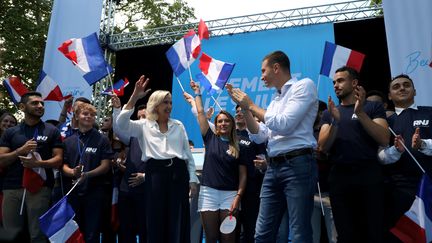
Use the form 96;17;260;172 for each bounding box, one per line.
36;135;48;142
413;120;429;127
85;147;98;153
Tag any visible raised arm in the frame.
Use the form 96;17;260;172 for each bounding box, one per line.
190;80;210;136
124;75;151;110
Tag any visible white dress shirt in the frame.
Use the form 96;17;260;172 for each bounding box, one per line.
115;107;199;183
249;77;318;157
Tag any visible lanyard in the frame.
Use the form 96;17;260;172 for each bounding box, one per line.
76;133;91;166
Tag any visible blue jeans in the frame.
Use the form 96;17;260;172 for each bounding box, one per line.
255;153;317;243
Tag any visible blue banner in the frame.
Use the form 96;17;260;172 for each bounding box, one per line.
171;23;335;148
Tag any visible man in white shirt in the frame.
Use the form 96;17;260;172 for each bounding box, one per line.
378;74;432;243
227;50;318;243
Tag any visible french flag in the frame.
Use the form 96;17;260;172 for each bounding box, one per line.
2;76;29;104
22;166;46;193
198;19;209;40
36;71;68;101
39;196;84;243
196;53;235;95
320;41;365;77
58;32;113;86
101;78;129;96
391;174;432;243
165;31;201;77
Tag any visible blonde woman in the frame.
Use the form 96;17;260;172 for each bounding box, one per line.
190;80;247;243
115;75;199;243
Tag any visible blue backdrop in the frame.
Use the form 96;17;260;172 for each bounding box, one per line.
171;23;336;148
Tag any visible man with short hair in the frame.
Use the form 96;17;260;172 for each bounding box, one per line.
318;66;389;243
0;91;63;243
136;104;147;120
378;74;432;242
228;50;318;243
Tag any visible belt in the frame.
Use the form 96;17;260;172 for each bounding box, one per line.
269;148;313;164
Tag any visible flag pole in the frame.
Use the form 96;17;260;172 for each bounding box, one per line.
105;66;115;95
317;75;322;92
20;189;26;215
187;59;194;82
317;182;325;216
211;95;223;111
388;127;426;174
176;77;185;92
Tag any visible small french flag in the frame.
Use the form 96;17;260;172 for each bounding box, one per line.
2;76;29;105
37;71;67;101
165;31;201;77
320;41;365;77
39;196;84;243
196;53;235;95
101;78;129;96
58;32;113;86
391;174;432;243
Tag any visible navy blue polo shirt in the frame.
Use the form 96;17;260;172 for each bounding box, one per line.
321;101;386;164
119;137;146;194
63;128;113;194
237;129;266;193
0;121;63;189
201;129;246;191
385;106;432;180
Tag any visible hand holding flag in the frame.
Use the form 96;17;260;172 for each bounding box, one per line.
101;78;129;96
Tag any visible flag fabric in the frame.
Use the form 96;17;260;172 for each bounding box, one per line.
196;53;235;95
198;19;209;40
320;41;365;77
22;167;47;193
111;186;119;231
391;174;432;243
37;71;67;101
58;32;113;86
166;32;201;76
39;196;84;243
101;78;129;96
2;76;29;104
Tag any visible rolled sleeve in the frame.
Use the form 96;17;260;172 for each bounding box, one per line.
249;122;269;144
419;139;432;156
378;146;402;165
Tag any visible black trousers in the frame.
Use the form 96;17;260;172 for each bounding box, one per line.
239;183;262;243
145;158;190;243
118;191;146;243
329;163;384;243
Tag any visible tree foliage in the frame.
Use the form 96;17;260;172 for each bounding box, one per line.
113;0;195;33
0;0;52;112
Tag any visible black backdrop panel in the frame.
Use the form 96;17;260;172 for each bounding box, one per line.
334;17;392;103
114;44;173;119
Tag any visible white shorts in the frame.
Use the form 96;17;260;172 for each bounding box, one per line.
198;186;237;212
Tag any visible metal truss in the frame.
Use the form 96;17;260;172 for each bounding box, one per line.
107;0;382;51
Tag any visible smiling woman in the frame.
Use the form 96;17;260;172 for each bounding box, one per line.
115;75;199;243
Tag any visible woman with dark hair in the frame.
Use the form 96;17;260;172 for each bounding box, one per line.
0;113;17;137
115;75;199;243
190;80;247;243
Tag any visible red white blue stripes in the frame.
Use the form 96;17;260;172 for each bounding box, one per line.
320;41;365;77
391;174;432;243
2;77;29;104
166;31;201;77
196;53;235;95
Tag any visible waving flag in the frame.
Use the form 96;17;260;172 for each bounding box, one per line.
320;41;365;77
39;196;84;243
196;53;235;95
58;32;113;86
2;76;29;104
391;174;432;243
166;31;201;76
198;19;209;40
37;71;68;101
101;78;129;96
23;166;47;193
